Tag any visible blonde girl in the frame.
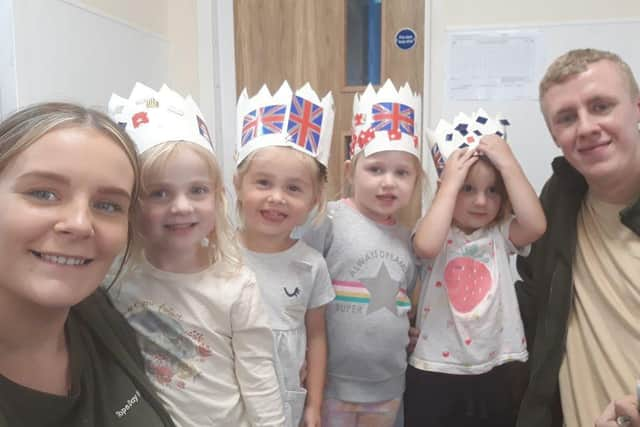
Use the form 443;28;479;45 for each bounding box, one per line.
109;83;285;427
234;82;335;427
303;80;423;427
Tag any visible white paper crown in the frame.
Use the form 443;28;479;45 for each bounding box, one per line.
235;81;335;166
108;82;214;154
427;109;510;175
350;79;421;159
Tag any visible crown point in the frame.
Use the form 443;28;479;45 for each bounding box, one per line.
236;82;334;167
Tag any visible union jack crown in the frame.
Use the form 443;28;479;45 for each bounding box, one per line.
427;109;510;175
350;79;421;159
108;82;214;154
235;81;335;166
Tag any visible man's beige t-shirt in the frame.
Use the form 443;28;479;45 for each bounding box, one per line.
559;192;640;427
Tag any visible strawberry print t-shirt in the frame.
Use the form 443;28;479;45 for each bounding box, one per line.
409;219;529;375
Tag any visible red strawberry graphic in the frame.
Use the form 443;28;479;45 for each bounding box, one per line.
465;338;472;345
435;281;442;288
442;351;450;358
444;245;492;314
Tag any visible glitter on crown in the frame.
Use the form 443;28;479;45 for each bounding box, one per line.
108;82;214;154
350;79;421;159
235;81;335;167
426;108;510;175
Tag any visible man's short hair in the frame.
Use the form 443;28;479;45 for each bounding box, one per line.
539;48;639;99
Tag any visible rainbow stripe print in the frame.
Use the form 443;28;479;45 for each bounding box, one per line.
332;280;370;304
396;288;411;309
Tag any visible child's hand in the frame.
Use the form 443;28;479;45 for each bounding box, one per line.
476;134;518;172
299;358;308;386
303;405;322;427
439;148;478;192
407;326;420;354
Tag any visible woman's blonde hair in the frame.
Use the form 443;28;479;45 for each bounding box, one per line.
0;102;140;286
136;141;241;275
234;146;328;227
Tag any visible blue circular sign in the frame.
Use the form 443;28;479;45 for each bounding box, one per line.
395;28;416;50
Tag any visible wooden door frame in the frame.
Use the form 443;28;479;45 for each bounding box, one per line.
196;0;238;192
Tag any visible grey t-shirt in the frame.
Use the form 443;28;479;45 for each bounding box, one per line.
242;240;334;427
303;200;417;403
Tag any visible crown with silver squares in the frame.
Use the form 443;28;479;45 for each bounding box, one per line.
427;109;510;175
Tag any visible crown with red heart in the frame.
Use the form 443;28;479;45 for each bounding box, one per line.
108;83;214;154
350;80;421;159
427;109;510;175
235;81;334;167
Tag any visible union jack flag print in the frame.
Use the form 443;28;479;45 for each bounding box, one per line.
371;102;414;137
287;96;323;153
241;104;286;146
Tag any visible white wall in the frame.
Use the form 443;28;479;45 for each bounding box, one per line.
0;0;17;119
11;0;169;109
72;0;168;36
2;0;203;111
1;0;229;188
425;0;640;194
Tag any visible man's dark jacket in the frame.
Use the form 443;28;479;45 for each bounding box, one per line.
515;156;640;427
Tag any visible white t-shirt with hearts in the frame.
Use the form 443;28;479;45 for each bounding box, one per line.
409;219;529;375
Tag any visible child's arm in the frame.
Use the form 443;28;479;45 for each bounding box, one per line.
414;149;478;259
232;279;286;426
407;274;423;354
477;135;546;247
303;305;327;427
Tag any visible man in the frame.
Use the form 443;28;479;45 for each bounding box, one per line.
515;48;640;427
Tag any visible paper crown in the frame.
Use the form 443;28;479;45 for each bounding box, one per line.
108;83;214;154
427;109;510;175
350;79;421;159
235;81;335;167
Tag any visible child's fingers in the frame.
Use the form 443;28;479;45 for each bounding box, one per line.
460;150;479;168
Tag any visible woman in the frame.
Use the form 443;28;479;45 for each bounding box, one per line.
0;103;176;426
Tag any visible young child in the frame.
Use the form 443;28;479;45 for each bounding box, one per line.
234;82;335;427
107;83;285;427
405;110;547;427
303;80;422;427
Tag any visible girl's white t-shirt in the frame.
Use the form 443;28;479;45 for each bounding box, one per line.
410;219;529;375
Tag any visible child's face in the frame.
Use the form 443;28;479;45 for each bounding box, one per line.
452;160;502;234
138;147;216;258
236;147;317;247
348;150;418;222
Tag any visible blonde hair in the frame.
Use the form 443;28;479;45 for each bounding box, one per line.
0;102;139;286
539;48;639;99
234;146;328;227
343;150;425;202
136;141;241;274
